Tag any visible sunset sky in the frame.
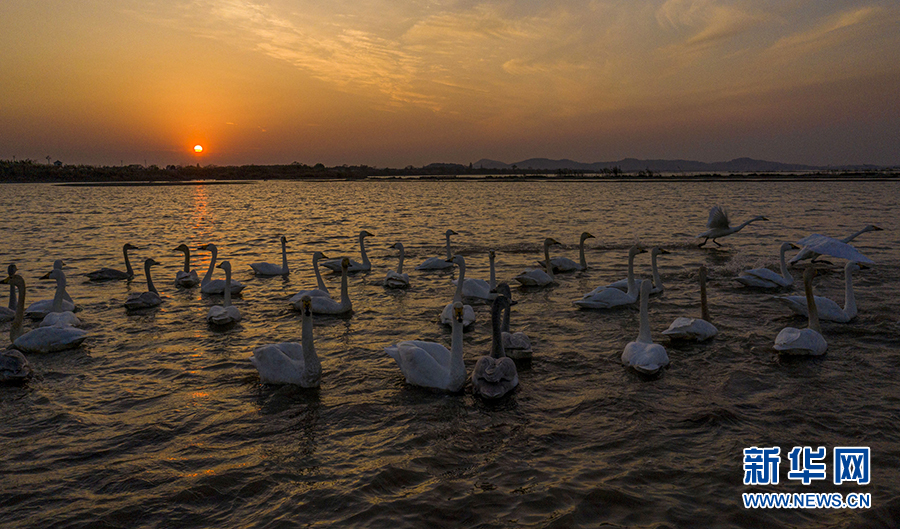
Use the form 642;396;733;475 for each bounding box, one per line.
2;0;898;168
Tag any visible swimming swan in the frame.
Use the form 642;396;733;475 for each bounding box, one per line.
250;295;321;387
622;280;670;375
789;225;882;265
0;264;17;322
384;243;410;289
774;267;827;355
575;245;646;309
736;242;798;289
416;229;458;270
472;295;518;399
250;235;290;276
26;265;77;320
440;255;476;327
289;252;332;308
2;274;86;354
492;282;532;360
697;206;768;247
776;261;865;323
173;244;201;288
607;247;669;294
124;258;163;310
323;230;374;273
540;232;595;272
38;269;82;328
384;301;467;392
309;257;353;315
198;243;246;295
86;243;140;281
207;261;242;325
456;250;497;300
662;265;718;341
515;238;561;287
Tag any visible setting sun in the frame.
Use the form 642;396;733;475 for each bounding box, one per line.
193;145;203;154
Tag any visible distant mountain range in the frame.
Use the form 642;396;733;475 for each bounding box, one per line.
466;157;883;173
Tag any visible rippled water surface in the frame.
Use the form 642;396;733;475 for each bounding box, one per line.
1;179;898;528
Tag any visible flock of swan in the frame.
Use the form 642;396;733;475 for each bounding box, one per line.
0;206;883;399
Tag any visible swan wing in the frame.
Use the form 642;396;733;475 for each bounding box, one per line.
774;328;827;355
25;299;76;319
39;311;81;328
514;269;552;287
14;326;87;354
176;270;201;288
472;356;518;399
250;343;306;385
574;287;635;309
250;262;287;276
416;257;453;270
622;341;669;374
385;271;410;288
309;295;350;315
662;317;717;341
1;350;33;382
386;341;453;390
460;278;491;299
707;205;730;229
86;268;129;281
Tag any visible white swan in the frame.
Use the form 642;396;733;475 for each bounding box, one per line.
309;257;353;315
173;244;201;288
124;258;163;310
540;232;595;272
697;206;768;247
456;250;497;300
1;347;32;384
472;295;518;399
87;243;140;281
1;274;86;354
416;229;458;270
515;238;561;287
776;261;865;323
607;246;669;294
207;261;242;326
322;230;374;273
789;225;882;265
384;243;410;289
662;265;718;341
492;282;532;360
289;252;332;308
198;243;246;295
774;267;827;355
250;295;321;387
26;265;77;320
385;301;467;392
38;269;82;328
440;255;476;327
250;235;290;276
622;280;670;375
1;264;19;322
736;242;798;289
575;245;646;309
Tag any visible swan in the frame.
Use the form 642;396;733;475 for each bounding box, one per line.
662;265;718;341
309;257;352;315
455;250;497;300
86;243;140;281
37;269;82;328
736;242;798;289
198;243;246;295
1;348;32;384
472;295;518;399
384;243;410;289
789;225;882;265
207;261;242;325
289;252;332;308
25;266;77;320
1;264;19;322
322;230;374;273
607;247;669;294
697;206;768;247
774;267;827;355
575;245;647;309
416;229;458;270
540;232;595;272
384;301;467;392
491;282;532;360
250;295;321;387
775;261;865;323
1;274;87;354
440;255;476;327
124;258;163;310
622;280;670;375
515;238;561;287
173;244;201;288
250;235;290;276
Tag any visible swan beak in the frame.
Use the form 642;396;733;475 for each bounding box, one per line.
658;248;671;255
790;243;801;249
873;226;883;231
39;272;52;280
858;263;871;270
1;276;11;284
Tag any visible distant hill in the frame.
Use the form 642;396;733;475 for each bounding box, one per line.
471;157;882;173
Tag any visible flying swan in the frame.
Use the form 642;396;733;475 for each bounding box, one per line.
789;225;882;266
697;206;768;247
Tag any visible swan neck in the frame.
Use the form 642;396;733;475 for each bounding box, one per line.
182;250;191;273
444;234;453;259
843;228;867;242
281;240;289;273
396;248;405;274
502;301;511;333
7;281;16;311
804;272;821;333
453;261;465;301
626;251;637;293
359;234;370;266
489;254;496;288
340;266;350;307
9;277;25;342
579;239;587;269
202;247;217;284
313;255;328;292
490;303;505;359
779;245;791;279
843;264;857;317
222;267;232;307
638;285;653;343
651;252;662;287
544;242;554;280
700;271;710;321
145;261;157;294
301;309;321;383
51;273;67;312
124;246;135;276
450;312;465;382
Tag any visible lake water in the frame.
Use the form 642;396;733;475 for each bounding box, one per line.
1;179;898;528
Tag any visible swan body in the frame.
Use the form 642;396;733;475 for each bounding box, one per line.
416;229;458;270
736;242;798;289
2;274;86;354
173;244;201;287
790;225;882;265
124;259;163;310
472;296;518;399
540;232;595;272
492;282;532;360
1;264;17;322
456;250;497;300
776;262;864;323
289;252;332;307
87;243;140;281
250;295;321;387
207;261;242;325
440;255;476;327
37;269;82;328
1;349;32;384
697;206;768;247
198;243;246;295
384;243;410;289
607;247;668;294
515;238;561;287
250;235;290;276
775;267;827;355
663;265;718;341
25;265;77;320
323;230;373;273
385;301;467;392
309;257;353;315
622;280;669;375
576;246;646;309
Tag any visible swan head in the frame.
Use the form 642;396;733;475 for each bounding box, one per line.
780;242;800;252
699;264;708;279
341;257;351;270
629;245;648;257
391;242;404;251
312;251;330;261
862;224;883;233
651;247;670;256
173;244;190;253
300;295;313;315
53;259;65;269
360;230;375;238
490;282;515;303
216;260;232;272
491;295;511;318
580;232;596;242
489;249;496;261
752;216;770;222
197;243;217;252
447;255;465;267
39;269;64;281
145;258;162;268
123;243;140;251
7;264;17;276
452;301;464;322
847;261;868;273
543;238;561;248
280;235;288;245
445;229;458;237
